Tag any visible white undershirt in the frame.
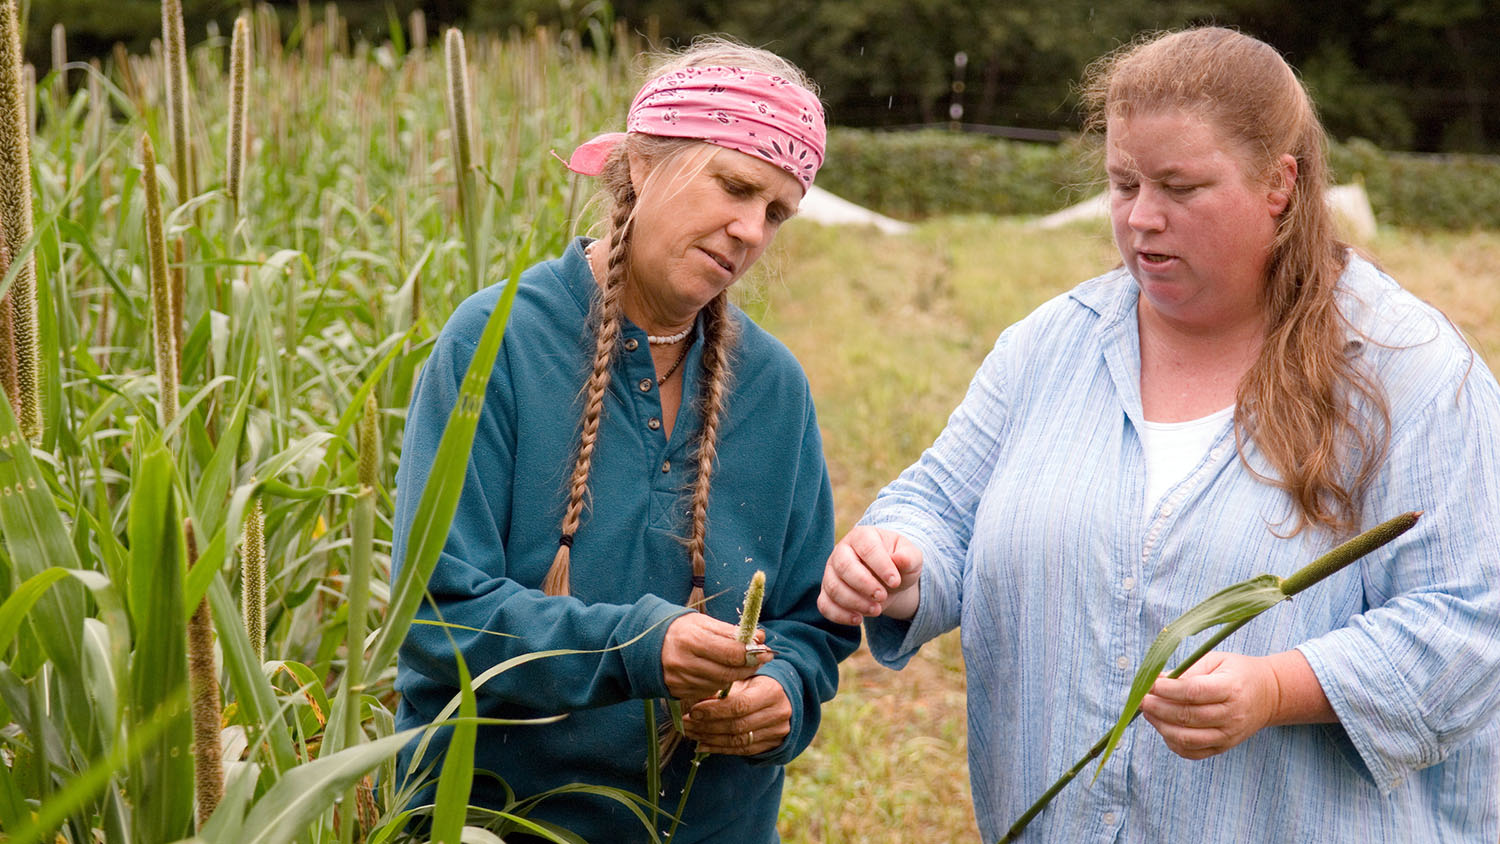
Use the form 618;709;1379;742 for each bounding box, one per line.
1138;405;1234;512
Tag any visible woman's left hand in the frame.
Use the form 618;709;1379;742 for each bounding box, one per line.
1139;651;1278;760
680;675;791;756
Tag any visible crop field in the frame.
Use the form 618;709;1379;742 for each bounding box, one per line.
2;5;1496;842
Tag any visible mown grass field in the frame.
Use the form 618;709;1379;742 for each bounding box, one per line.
766;219;1500;842
5;6;1499;840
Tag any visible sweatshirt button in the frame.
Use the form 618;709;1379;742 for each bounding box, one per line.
638;378;653;392
661;460;671;473
648;417;661;430
625;338;639;351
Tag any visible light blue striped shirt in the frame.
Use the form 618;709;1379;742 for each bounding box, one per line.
863;255;1500;842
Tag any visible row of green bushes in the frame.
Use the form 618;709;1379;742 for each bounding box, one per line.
817;128;1500;230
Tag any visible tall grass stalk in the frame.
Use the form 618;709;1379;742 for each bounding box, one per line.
242;493;266;663
0;0;38;441
163;0;192;200
225;13;250;224
142;134;178;426
340;395;378;844
444;27;481;294
185;517;225;830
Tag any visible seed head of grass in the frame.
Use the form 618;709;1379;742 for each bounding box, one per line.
225;14;251;210
241;493;266;663
163;0;192;199
444;28;474;206
357;394;379;489
141;133;178;427
184;517;225;830
0;0;38;442
736;570;766;645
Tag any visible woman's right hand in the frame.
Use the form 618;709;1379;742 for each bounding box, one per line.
818;526;923;625
661;612;770;702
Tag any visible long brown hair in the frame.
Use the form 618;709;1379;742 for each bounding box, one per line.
1082;27;1388;536
543;39;818;608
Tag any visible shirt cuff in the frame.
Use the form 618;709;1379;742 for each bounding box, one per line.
622;596;696;700
1297;631;1436;793
746;658;804;766
864;532;949;670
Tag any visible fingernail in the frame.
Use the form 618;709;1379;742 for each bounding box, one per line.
887;574;899;586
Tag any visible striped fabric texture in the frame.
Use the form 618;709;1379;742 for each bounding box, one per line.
863;255;1500;842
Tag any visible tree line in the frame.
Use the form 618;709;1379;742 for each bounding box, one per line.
27;0;1500;153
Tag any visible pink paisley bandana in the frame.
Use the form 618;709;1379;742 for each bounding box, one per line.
564;66;826;192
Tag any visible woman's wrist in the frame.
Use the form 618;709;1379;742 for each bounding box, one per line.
1266;649;1338;727
883;585;921;621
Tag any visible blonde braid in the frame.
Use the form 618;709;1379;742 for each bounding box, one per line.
684;292;739;611
541;204;633;596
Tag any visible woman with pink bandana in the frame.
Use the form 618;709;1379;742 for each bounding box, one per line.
390;39;858;842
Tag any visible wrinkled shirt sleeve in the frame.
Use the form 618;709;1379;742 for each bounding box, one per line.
1297;345;1500;793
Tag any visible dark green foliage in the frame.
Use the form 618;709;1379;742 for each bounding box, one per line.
1329;139;1500;231
24;0;433;62
817;129;1099;220
818;128;1500;231
30;0;1500;152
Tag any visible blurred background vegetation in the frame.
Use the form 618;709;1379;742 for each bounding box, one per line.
23;0;1500;154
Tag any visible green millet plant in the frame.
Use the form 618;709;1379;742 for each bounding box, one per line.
142;133;178;427
999;511;1423;843
664;570;769;841
444;27;480;294
184;518;224;830
241;494;266;663
225;13;249;217
340;394;379;844
0;0;38;442
163;0;192;200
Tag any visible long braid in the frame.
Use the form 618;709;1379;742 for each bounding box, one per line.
542;199;634;596
683;292;739;611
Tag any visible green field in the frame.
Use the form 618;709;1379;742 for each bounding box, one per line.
4;10;1498;842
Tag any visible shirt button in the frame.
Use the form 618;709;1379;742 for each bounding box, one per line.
638;378;653;392
647;417;661;430
1122;576;1137;590
1116;656;1130;670
1160;504;1174;517
661;460;671;473
1103;812;1118;825
624;338;639;351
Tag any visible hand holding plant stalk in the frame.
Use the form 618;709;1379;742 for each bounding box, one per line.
664;570;767;841
999;510;1422;843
